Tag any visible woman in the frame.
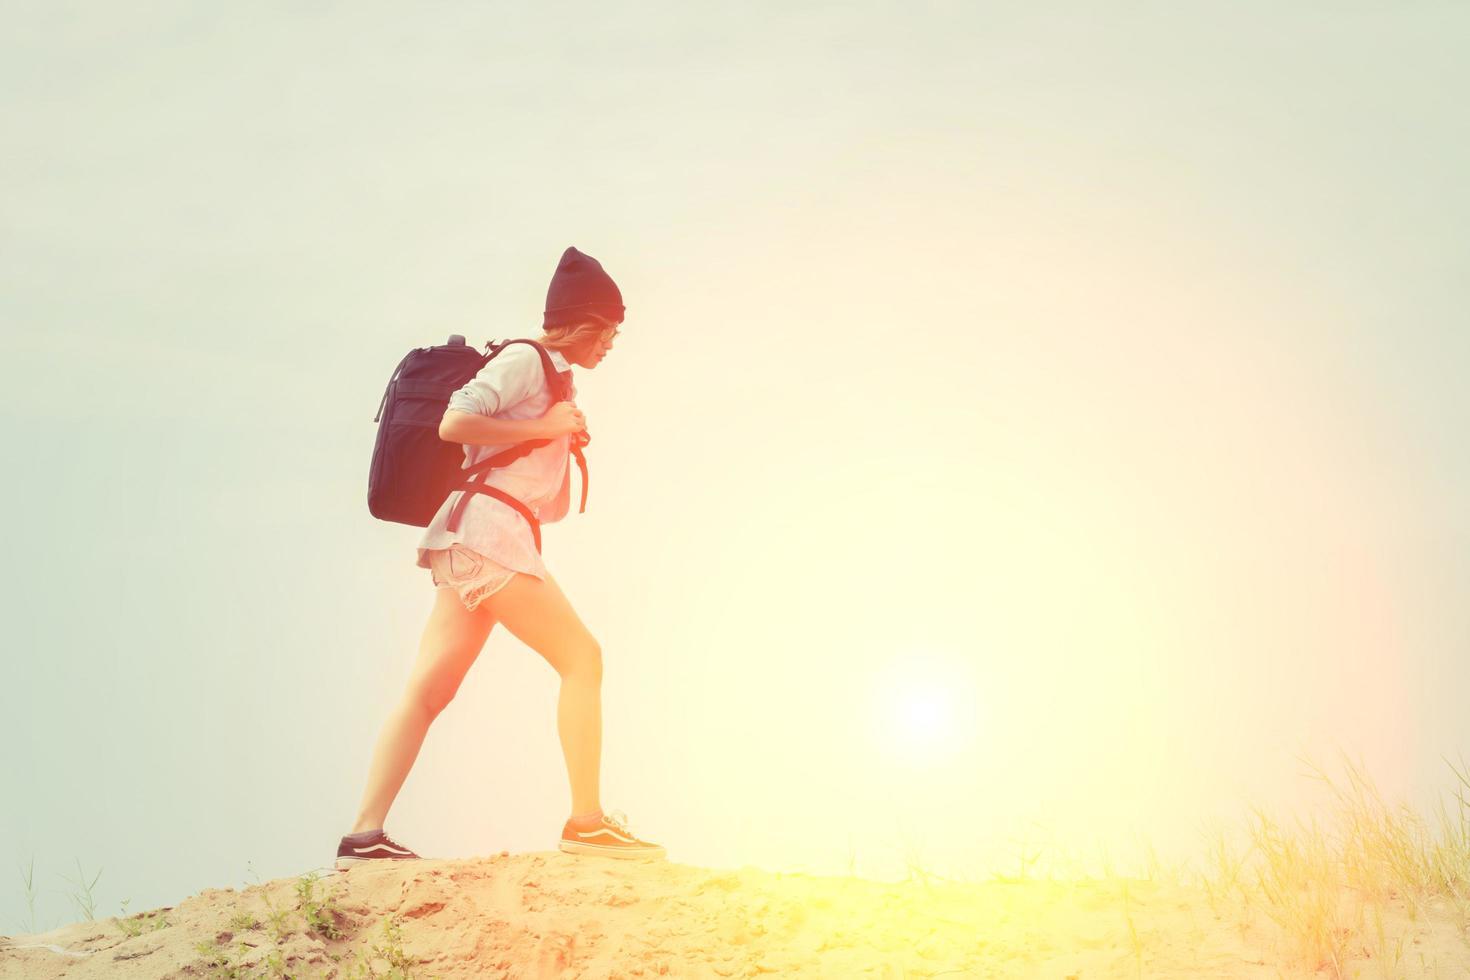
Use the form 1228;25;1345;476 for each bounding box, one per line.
336;247;665;868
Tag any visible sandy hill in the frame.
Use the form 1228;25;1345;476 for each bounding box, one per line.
1;851;1462;978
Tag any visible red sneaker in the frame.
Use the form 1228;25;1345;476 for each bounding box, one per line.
559;809;666;860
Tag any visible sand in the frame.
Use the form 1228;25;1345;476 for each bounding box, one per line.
3;851;1467;978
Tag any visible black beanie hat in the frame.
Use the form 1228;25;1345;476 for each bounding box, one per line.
543;246;625;329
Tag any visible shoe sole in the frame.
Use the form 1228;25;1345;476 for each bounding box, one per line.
559;840;667;860
334;856;421;870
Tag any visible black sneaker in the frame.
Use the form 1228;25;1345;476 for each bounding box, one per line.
335;830;422;870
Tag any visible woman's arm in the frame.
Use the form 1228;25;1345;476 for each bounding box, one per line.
439;410;549;446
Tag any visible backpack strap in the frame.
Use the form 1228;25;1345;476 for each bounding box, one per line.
457;339;569;474
443;339;587;537
448;485;542;552
572;442;588;514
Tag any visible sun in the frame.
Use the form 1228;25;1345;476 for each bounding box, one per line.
867;651;981;768
894;684;953;745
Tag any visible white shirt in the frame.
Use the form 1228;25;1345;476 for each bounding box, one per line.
414;343;578;581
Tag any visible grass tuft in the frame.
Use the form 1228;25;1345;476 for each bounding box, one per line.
1215;752;1470;977
295;871;350;941
344;915;421;980
56;857;102;922
15;855;39;934
116;897;171;937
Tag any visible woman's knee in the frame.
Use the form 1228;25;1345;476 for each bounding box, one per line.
559;636;602;681
408;677;462;719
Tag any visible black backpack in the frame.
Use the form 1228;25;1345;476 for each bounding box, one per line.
367;334;588;550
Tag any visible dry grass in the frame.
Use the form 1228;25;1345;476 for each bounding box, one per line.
1184;751;1470;977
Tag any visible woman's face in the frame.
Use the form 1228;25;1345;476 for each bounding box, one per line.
574;317;621;369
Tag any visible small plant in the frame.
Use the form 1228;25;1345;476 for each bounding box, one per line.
193;937;232;969
898;824;935;889
194;935;259;980
17;855;39;933
115;898;170;937
296;871;349;940
1118;878;1145;978
229;910;262;932
268;904;292;943
57;857;102;922
991;834;1041;884
1143;839;1165;882
1247;805;1354;975
1369;902;1405;979
257;884;292;943
1200;823;1253;916
345;916;418;980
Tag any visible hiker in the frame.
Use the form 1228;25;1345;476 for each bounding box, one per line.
338;247;666;868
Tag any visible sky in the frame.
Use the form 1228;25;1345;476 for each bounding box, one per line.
3;0;1468;933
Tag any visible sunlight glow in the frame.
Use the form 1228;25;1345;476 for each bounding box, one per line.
870;653;982;772
894;684;952;746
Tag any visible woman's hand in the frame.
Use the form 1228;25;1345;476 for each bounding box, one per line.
539;401;587;439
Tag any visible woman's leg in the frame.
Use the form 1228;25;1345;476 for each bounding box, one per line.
349;587;498;833
477;569;603;817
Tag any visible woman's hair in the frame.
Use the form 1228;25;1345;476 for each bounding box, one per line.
537;316;618;354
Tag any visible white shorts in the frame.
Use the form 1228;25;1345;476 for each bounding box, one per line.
427;544;519;613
